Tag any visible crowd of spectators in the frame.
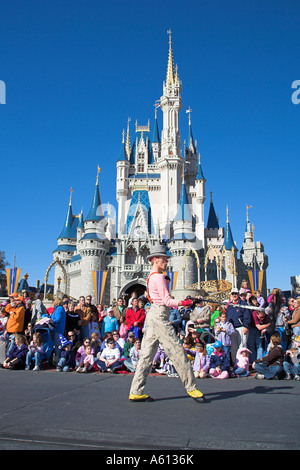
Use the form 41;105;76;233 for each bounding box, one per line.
1;281;300;381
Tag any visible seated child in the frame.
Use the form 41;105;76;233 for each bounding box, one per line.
2;334;28;370
76;343;95;373
25;332;45;371
186;341;210;378
209;340;230;379
182;336;196;362
97;338;121;373
153;343;167;372
90;332;101;357
283;344;300;380
232;347;251;377
75;337;94;367
57;334;75;372
124;338;142;372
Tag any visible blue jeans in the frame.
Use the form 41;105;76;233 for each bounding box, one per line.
123;358;135;372
233;366;250;377
254;362;284;379
25;350;45;369
5;334;15;356
97;359;121;372
283;361;300;377
57;357;70;372
80;325;90;342
247;327;265;363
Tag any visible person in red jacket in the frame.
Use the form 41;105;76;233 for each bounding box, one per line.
125;298;146;340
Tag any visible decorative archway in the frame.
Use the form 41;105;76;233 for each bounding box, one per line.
220;246;237;288
205;243;221;281
44;257;68;299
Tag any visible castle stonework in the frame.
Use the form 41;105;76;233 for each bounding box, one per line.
53;34;268;303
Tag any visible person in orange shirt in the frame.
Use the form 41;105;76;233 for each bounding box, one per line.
5;295;26;334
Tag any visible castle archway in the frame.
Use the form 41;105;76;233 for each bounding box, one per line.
120;279;147;301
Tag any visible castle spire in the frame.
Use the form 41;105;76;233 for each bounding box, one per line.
152;103;160;143
223;206;237;250
206;189;219;229
166;29;175;86
69;186;73;205
126;117;131;158
118;129;127;161
174;174;193;222
85;166;104;221
58;190;75;238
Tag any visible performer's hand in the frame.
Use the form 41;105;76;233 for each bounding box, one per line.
180;299;194;307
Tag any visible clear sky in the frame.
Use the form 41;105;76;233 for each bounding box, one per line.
0;0;299;292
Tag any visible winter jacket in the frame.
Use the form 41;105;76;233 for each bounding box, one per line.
51;306;66;335
60;348;76;368
101;315;119;336
210;349;230;372
125;308;146;330
214;320;235;346
255;346;284;366
190;305;211;329
234;348;250;371
187;349;210;372
8;343;28;362
5;304;25;333
287;306;300;329
226;300;251;329
74;305;91;326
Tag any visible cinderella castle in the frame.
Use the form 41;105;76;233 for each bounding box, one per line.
51;32;268;304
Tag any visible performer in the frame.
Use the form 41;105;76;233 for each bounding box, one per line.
128;244;206;403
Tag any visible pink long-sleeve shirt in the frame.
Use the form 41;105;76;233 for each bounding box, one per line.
147;272;179;309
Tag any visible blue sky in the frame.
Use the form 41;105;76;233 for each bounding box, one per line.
0;0;299;292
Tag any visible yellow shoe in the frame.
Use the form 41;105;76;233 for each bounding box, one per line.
129;393;154;402
187;389;206;403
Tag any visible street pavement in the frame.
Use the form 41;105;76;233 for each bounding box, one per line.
0;368;299;452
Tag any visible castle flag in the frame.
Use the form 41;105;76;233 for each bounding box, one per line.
6;267;22;296
93;270;107;304
247;269;264;292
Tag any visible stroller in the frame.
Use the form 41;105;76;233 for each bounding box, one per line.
33;324;56;366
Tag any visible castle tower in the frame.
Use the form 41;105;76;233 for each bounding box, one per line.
158;30;184;237
194;153;206;248
151;105;161;162
221;206;238;288
116;129;130;235
169;173;197;291
53;188;78;295
78;167;108;298
238;205;269;294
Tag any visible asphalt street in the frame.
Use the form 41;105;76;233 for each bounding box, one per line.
0;368;299;452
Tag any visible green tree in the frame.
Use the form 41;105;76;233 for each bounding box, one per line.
0;251;9;275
